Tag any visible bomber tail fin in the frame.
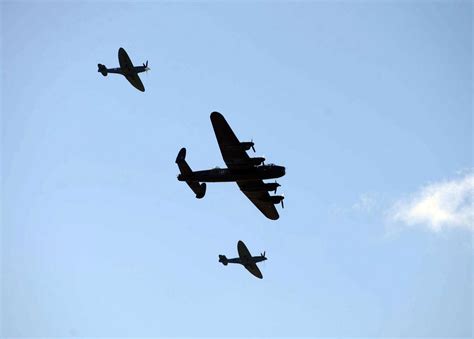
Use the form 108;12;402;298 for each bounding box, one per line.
176;148;206;199
98;64;108;76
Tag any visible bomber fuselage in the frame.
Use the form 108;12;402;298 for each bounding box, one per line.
178;164;285;183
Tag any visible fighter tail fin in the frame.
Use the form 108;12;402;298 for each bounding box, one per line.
219;255;228;265
98;64;108;76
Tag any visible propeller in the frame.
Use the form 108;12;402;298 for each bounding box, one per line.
261;251;267;268
281;194;285;209
143;60;150;73
249;138;255;153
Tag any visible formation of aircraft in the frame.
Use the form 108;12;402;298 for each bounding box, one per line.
219;240;267;279
98;49;284;279
98;47;149;92
176;111;286;220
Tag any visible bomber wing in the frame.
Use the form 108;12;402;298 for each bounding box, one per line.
210;112;280;220
238;181;279;220
210;111;251;168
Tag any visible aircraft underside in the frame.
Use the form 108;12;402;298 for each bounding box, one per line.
178;167;284;183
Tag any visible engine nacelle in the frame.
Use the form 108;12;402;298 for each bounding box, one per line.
223;141;255;152
240;141;255;151
264;182;280;192
244;182;280;193
267;195;284;205
250;157;265;166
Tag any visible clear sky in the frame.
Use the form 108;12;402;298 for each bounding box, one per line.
1;1;472;338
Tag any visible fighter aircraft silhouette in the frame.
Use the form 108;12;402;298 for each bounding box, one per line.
219;240;267;279
97;47;149;92
176;111;286;220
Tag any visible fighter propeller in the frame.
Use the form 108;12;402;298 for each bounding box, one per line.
143;60;150;73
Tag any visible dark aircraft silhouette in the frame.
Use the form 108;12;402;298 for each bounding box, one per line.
219;240;267;279
176;111;286;220
97;47;149;92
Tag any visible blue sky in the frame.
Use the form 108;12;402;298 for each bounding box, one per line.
1;1;472;338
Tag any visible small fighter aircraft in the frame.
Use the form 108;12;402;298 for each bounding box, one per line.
176;111;286;220
97;47;149;92
219;240;267;279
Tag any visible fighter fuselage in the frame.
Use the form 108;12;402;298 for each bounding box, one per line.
219;255;267;265
105;65;148;75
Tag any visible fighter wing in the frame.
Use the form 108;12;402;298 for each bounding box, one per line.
237;240;252;258
237;181;279;220
237;241;264;279
210;111;251;169
124;74;145;92
244;263;263;279
118;47;145;92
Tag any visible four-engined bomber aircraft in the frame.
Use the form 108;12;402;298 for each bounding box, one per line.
98;47;149;92
219;240;267;279
176;111;286;220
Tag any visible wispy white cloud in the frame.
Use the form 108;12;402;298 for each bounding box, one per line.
352;193;377;213
388;172;474;232
329;192;380;217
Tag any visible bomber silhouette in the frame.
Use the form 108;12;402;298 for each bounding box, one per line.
176;111;286;220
